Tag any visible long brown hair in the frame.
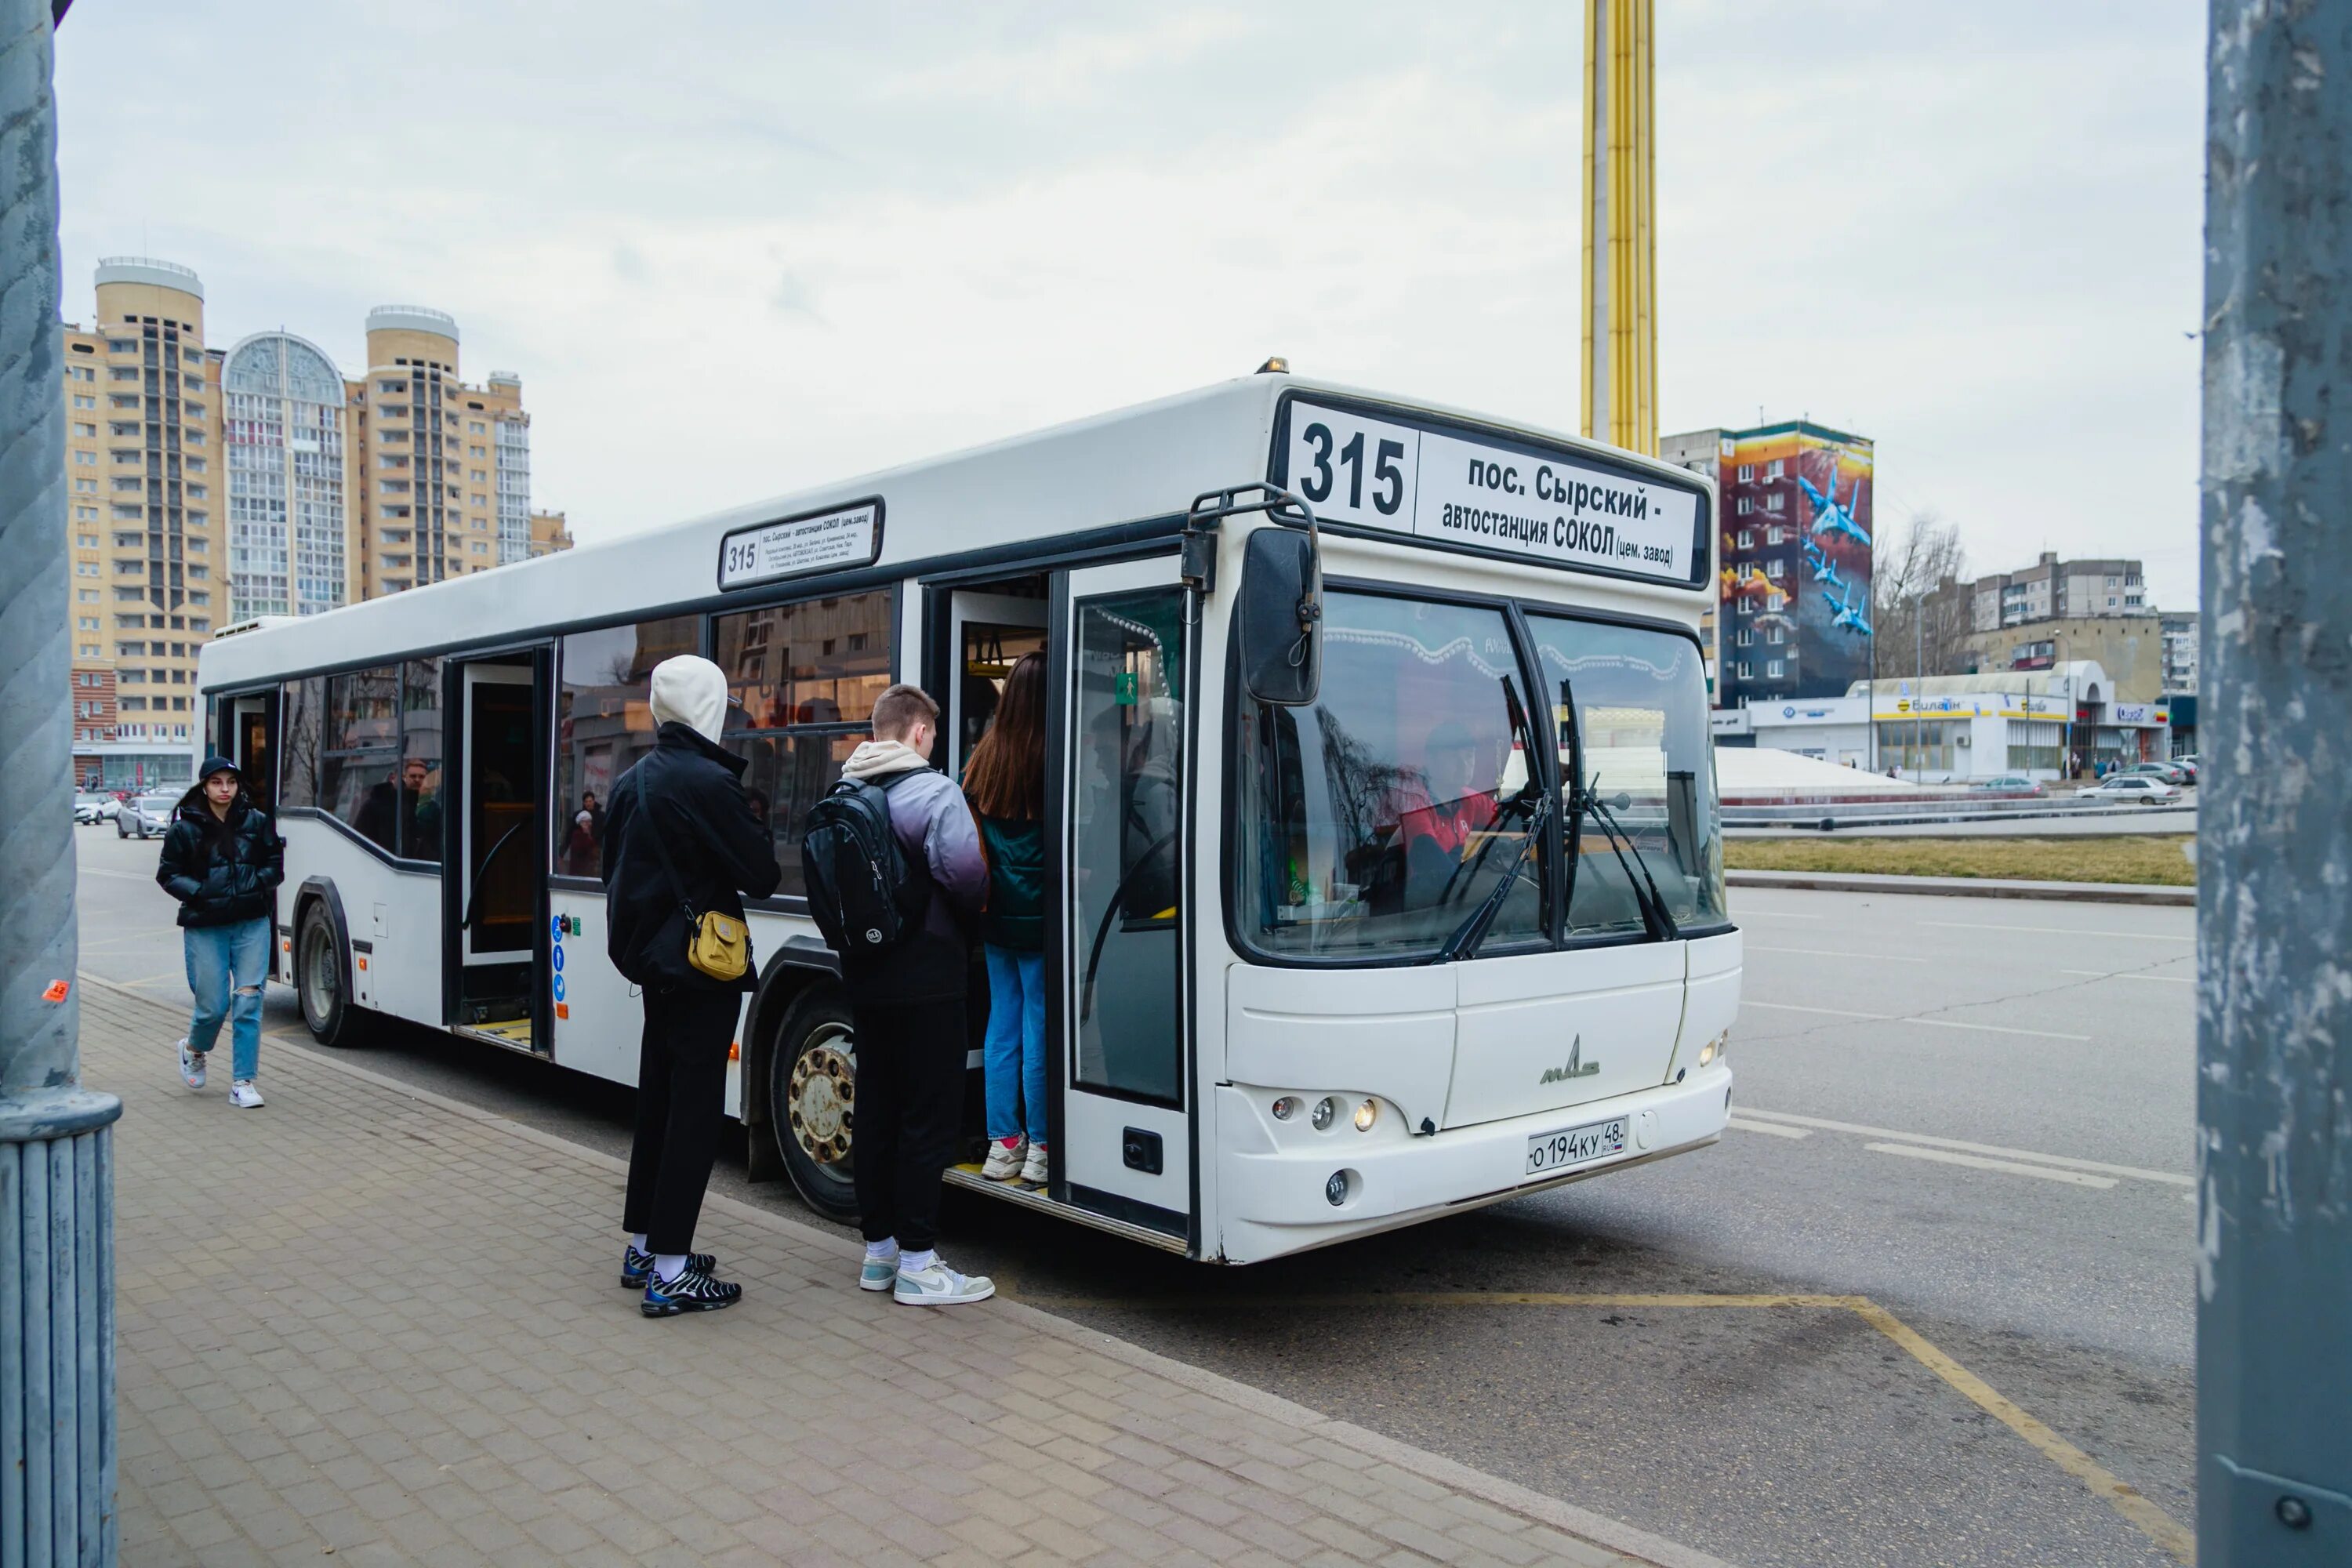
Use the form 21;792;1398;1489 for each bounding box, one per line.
963;651;1046;820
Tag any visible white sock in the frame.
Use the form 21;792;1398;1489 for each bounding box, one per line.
631;1233;648;1254
654;1254;689;1283
865;1240;898;1261
900;1248;937;1272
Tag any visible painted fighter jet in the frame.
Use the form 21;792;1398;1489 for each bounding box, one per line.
1824;580;1873;635
1799;468;1872;546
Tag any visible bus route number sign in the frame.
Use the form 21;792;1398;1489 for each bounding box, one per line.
717;500;882;590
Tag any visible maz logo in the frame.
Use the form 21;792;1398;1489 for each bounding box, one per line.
1539;1036;1601;1085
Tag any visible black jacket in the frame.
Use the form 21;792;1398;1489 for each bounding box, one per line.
156;788;285;930
602;723;782;994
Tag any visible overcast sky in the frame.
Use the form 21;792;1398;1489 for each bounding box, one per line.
54;2;2207;610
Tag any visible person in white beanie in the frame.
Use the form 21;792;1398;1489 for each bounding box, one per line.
601;655;780;1316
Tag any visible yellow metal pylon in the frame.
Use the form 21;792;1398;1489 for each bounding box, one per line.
1580;0;1656;456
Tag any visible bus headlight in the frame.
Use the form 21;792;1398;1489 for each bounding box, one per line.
1352;1098;1378;1133
1311;1096;1338;1131
1271;1095;1301;1122
1698;1040;1716;1068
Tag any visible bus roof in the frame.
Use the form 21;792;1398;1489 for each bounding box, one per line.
200;372;1711;691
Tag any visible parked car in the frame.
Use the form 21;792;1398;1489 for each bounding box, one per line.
116;791;177;839
2171;756;2199;782
2122;760;2193;786
2083;775;2182;804
1969;775;2047;796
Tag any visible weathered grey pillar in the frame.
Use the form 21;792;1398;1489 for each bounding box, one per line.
0;0;122;1562
2198;2;2352;1564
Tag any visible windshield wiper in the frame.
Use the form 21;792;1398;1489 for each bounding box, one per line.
1435;676;1545;964
1559;677;1677;943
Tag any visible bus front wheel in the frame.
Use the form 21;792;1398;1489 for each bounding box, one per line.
297;902;370;1049
769;990;860;1224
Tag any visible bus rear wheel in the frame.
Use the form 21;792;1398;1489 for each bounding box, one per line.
769;990;859;1224
297;902;370;1049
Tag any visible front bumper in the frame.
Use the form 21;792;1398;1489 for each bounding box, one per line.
1215;1062;1732;1250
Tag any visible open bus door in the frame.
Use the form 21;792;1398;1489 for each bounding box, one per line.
444;651;553;1054
1049;558;1195;1246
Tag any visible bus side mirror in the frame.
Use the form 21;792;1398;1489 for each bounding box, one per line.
1240;527;1322;707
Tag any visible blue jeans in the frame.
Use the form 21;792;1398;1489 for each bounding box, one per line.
982;945;1047;1145
186;918;270;1082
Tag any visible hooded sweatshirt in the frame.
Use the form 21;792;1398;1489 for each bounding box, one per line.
650;655;730;744
835;737;989;1004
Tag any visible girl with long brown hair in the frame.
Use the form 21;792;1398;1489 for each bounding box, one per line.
962;651;1051;1183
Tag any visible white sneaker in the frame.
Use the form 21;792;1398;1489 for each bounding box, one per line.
227;1080;265;1109
1019;1143;1048;1185
980;1138;1027;1181
894;1257;994;1307
176;1037;206;1091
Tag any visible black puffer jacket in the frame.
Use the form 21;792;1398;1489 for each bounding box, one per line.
603;722;782;993
156;787;285;929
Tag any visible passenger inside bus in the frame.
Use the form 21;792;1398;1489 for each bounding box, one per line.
1396;720;1500;909
356;756;441;861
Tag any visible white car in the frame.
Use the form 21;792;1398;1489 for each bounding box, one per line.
2084;775;2181;804
116;792;179;839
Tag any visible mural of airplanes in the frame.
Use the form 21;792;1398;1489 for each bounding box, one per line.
1824;580;1873;635
1799;469;1872;545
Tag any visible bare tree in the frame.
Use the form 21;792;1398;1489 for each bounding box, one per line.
1871;510;1973;677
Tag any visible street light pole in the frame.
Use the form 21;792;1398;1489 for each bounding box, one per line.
2198;4;2352;1562
0;2;122;1561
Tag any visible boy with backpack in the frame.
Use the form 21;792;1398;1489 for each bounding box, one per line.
803;683;993;1305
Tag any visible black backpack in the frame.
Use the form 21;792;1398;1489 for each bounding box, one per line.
800;775;930;956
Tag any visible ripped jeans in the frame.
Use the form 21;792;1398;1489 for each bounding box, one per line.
185;917;270;1082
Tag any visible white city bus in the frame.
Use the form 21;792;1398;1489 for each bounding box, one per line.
198;373;1738;1264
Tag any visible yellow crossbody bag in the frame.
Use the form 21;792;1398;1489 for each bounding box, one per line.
634;771;750;983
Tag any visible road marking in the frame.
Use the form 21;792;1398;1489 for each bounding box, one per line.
1842;1300;2196;1565
1743;1000;2090;1041
1009;1288;2194;1564
82;867;156;882
1734;1108;2191;1187
1864;1142;2118;1188
1920;920;2193;942
1733;909;1824;920
1744;1000;1885;1018
1747;945;1930;963
1907;1018;2092;1041
2060;969;2195;985
1726;1117;1809;1139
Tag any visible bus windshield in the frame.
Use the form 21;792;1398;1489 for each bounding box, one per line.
1236;590;1724;960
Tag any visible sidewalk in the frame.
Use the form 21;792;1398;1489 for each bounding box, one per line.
82;978;1726;1568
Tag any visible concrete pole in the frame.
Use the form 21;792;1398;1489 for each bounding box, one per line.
0;1;122;1561
2198;2;2352;1563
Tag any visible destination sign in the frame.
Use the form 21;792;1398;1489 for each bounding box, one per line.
1273;401;1707;588
717;500;882;590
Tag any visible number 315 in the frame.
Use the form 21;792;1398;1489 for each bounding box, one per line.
1299;422;1405;515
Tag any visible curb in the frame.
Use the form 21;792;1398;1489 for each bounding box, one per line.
1727;869;2194;906
83;972;1738;1568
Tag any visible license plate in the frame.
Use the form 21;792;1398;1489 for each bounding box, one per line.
1525;1116;1628;1178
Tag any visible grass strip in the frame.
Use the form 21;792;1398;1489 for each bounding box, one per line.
1722;834;2195;887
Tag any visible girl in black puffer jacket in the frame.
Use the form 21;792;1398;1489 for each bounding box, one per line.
155;757;285;1108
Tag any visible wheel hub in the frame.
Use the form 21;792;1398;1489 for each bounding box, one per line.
787;1035;855;1166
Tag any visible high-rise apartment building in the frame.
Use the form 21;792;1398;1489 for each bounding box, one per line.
1970;552;2146;630
64;258;226;789
2159;610;2198;696
63;262;555;785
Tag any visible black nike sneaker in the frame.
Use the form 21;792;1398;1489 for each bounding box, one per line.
620;1244;715;1290
641;1265;742;1318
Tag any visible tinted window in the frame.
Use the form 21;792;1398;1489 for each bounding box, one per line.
398;659;445;861
713;592;891;898
319;667;401;854
1527;616;1725;935
280;676;322;809
556;616;701;876
1237;591;1541;960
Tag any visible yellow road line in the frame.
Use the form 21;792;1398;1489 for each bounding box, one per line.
1846;1299;2195;1565
1009;1288;2194;1563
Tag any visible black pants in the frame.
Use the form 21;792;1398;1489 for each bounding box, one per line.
851;996;967;1253
622;987;741;1256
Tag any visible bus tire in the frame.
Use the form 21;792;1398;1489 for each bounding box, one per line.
769;989;860;1225
296;901;370;1049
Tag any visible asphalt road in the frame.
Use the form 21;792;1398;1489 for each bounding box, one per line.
77;826;2194;1568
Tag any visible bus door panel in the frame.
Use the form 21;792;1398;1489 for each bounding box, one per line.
227;692;280;815
1053;559;1193;1239
946;590;1047;782
448;655;552;1052
1446;943;1686;1129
